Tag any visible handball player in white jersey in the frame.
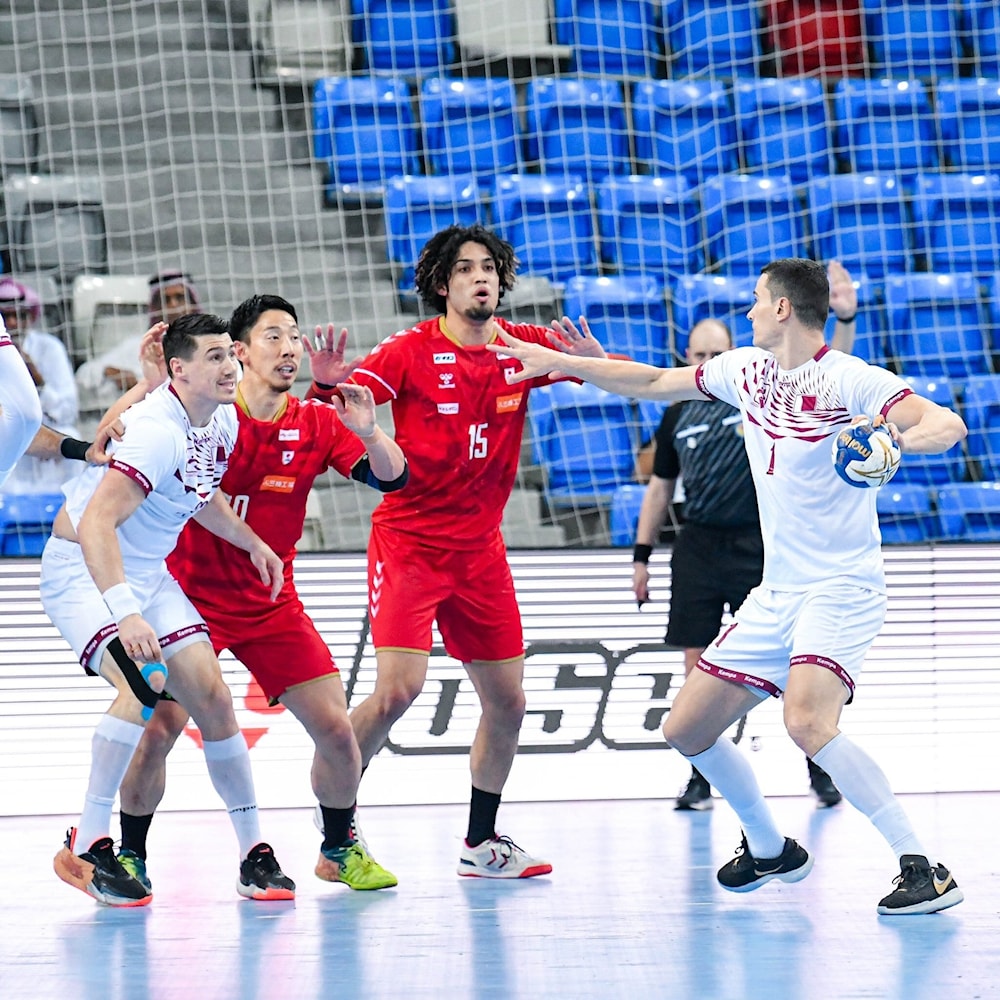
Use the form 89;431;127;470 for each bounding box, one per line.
490;258;968;916
43;313;296;908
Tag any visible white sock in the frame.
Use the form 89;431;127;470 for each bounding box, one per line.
688;738;786;859
75;714;144;853
203;733;261;857
811;733;925;860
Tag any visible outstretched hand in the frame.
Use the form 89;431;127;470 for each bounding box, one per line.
330;382;379;440
547;316;607;359
827;260;858;321
304;324;365;387
485;330;566;384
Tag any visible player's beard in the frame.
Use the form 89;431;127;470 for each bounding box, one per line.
465;302;494;322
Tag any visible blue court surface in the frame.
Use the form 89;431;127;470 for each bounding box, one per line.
4;793;994;1000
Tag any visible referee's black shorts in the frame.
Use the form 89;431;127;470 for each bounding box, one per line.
665;522;764;650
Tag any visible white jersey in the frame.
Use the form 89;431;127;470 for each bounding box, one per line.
696;345;911;593
62;382;237;572
0;320;43;487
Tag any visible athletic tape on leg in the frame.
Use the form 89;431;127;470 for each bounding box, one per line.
107;637;168;720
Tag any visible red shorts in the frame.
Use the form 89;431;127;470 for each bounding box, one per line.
367;525;524;664
201;596;338;703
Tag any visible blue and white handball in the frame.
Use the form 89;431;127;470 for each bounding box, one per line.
831;421;901;488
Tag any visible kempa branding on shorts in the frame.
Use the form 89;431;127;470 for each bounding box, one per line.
437;403;459;415
433;352;456;364
260;475;296;493
496;393;522;413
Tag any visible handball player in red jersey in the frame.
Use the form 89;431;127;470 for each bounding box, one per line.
309;223;606;879
115;294;408;893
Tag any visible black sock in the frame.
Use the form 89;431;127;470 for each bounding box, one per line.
120;812;154;859
321;805;354;851
466;787;502;847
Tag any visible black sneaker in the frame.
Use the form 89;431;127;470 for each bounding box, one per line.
877;855;964;915
53;828;152;907
717;834;814;893
807;759;843;808
675;770;713;811
238;842;296;901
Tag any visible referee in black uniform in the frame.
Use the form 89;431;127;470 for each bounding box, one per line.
631;318;843;810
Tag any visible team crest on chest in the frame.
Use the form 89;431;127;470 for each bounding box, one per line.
282;450;295;465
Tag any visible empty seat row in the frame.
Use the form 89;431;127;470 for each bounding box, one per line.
382;170;1000;289
282;1;1000;82
313;75;1000;198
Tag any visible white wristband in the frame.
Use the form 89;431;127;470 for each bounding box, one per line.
102;582;142;622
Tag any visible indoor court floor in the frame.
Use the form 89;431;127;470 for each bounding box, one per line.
3;792;995;1000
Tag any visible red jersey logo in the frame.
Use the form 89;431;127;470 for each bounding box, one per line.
496;393;523;413
260;475;296;493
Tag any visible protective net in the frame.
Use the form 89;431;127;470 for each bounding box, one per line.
0;0;998;554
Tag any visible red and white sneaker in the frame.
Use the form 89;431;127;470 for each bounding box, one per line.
53;828;153;907
457;835;552;879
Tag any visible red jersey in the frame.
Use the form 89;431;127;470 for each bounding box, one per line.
347;316;552;548
167;394;366;614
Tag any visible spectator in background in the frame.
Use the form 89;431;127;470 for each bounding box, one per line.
75;270;201;412
0;278;80;493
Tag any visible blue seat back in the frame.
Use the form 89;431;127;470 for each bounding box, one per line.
701;174;807;275
420;77;521;182
632;80;737;183
961;0;1000;75
313;76;418;189
492;174;598;283
807;173;912;279
562;275;669;369
528;381;638;504
889;376;966;485
833;79;939;175
863;0;962;78
0;492;63;556
735;78;832;182
876;484;939;544
937;482;1000;541
912;173;1000;275
609;484;647;546
662;0;759;77
553;0;663;77
524;78;630;183
884;273;992;379
351;0;455;74
669;274;756;358
596;175;703;276
962;374;1000;481
937;80;1000;173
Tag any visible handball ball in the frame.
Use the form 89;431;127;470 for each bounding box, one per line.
831;422;901;488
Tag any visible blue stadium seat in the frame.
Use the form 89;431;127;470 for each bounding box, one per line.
822;274;887;365
832;78;939;175
0;492;63;556
912;173;1000;276
351;0;455;75
609;484;647;546
384;174;484;298
632;80;738;184
806;173;912;279
960;0;1000;75
669;274;756;359
700;174;808;275
961;374;1000;482
562;275;670;369
636;398;668;444
890;376;966;485
552;0;663;78
876;484;939;544
313;76;419;199
420;77;521;183
528;380;639;508
491;174;599;283
884;273;992;379
596;175;703;277
662;0;760;78
862;0;962;79
936;482;1000;541
734;78;832;182
524;77;630;183
937;80;1000;173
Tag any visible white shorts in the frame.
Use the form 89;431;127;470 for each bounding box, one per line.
40;536;210;674
696;583;887;702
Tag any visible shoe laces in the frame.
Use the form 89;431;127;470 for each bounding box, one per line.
248;843;281;874
892;859;931;889
490;835;524;859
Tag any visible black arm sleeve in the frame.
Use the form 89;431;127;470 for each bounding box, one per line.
350;456;410;492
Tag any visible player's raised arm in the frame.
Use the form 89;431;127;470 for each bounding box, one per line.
884;392;967;456
487;329;706;401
